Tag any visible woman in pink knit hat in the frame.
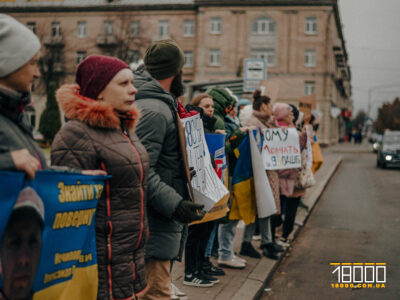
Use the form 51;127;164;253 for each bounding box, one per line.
272;103;307;247
273;102;294;126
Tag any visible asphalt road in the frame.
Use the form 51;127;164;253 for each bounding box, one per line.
261;152;400;300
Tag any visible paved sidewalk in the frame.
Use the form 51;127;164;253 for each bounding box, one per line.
171;149;343;300
327;141;372;153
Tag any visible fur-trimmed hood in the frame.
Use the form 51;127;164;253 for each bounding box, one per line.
56;84;139;130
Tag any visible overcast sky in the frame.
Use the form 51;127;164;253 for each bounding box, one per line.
338;0;400;118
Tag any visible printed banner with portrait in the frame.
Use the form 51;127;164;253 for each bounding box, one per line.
0;170;107;300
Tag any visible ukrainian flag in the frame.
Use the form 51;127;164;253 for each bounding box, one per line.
229;132;257;225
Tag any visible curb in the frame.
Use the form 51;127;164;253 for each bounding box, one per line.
231;156;343;300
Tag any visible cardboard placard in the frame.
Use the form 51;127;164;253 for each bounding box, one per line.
299;94;316;114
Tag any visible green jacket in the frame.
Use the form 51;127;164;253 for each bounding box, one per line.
134;69;189;261
0;89;47;171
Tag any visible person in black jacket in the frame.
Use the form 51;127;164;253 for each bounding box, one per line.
134;40;205;300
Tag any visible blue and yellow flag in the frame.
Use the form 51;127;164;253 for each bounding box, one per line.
229;131;260;225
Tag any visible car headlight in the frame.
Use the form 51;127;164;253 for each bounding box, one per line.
385;155;393;161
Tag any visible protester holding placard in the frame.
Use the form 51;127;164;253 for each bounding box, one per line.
239;90;283;260
272;103;308;247
51;55;151;300
177;94;226;288
206;87;255;269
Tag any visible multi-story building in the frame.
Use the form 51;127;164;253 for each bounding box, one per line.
2;0;352;145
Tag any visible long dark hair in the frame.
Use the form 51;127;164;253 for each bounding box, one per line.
252;89;270;111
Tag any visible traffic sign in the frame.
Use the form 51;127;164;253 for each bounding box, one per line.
243;59;267;92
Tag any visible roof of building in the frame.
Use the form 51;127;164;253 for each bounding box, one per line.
0;0;194;7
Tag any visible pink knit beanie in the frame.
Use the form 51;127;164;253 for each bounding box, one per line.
76;55;130;100
273;103;293;121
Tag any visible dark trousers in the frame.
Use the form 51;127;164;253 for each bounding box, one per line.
184;221;215;275
281;195;301;239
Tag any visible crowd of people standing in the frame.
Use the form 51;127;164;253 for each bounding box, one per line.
0;14;323;300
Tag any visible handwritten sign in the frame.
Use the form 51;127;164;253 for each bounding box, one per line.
262;128;301;170
182;115;229;213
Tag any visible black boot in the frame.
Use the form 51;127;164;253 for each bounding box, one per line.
261;243;278;260
202;258;225;276
240;242;261;258
272;242;284;252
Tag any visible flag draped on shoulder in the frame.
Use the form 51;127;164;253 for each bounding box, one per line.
229;133;257;225
229;130;277;225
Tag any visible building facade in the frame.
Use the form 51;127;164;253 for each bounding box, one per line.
2;0;352;144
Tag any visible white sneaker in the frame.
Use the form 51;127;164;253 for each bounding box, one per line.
171;283;186;297
233;255;247;264
218;258;246;269
277;238;290;247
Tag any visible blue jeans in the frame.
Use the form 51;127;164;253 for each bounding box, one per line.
218;220;239;260
204;223;217;258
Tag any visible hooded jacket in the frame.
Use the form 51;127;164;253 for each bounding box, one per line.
133;69;190;261
0;87;47;170
51;85;149;299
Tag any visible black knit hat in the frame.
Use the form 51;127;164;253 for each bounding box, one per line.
143;39;184;80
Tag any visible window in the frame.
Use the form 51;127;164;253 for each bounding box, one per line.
51;22;61;37
53;50;61;63
210;17;222;34
250;48;276;67
104;21;114;35
158;20;169;38
305;16;317;34
27;22;36;34
77;21;86;38
127;50;140;63
183;20;195;37
304;50;316;67
209;49;221;66
184;51;193;67
130;21;140;37
252;17;276;35
76;51;86;65
304;81;315;95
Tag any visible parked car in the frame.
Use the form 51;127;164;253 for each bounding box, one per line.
376;131;400;168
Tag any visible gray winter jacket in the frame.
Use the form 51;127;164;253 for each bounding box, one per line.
134;69;189;261
0;88;47;171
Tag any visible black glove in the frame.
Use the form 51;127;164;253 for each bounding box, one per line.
173;200;206;223
189;166;196;180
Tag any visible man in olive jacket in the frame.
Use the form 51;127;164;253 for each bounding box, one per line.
134;40;205;299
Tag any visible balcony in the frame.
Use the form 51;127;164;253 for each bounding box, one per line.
97;34;117;47
44;35;64;47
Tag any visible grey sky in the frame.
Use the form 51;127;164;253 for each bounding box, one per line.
338;0;400;118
